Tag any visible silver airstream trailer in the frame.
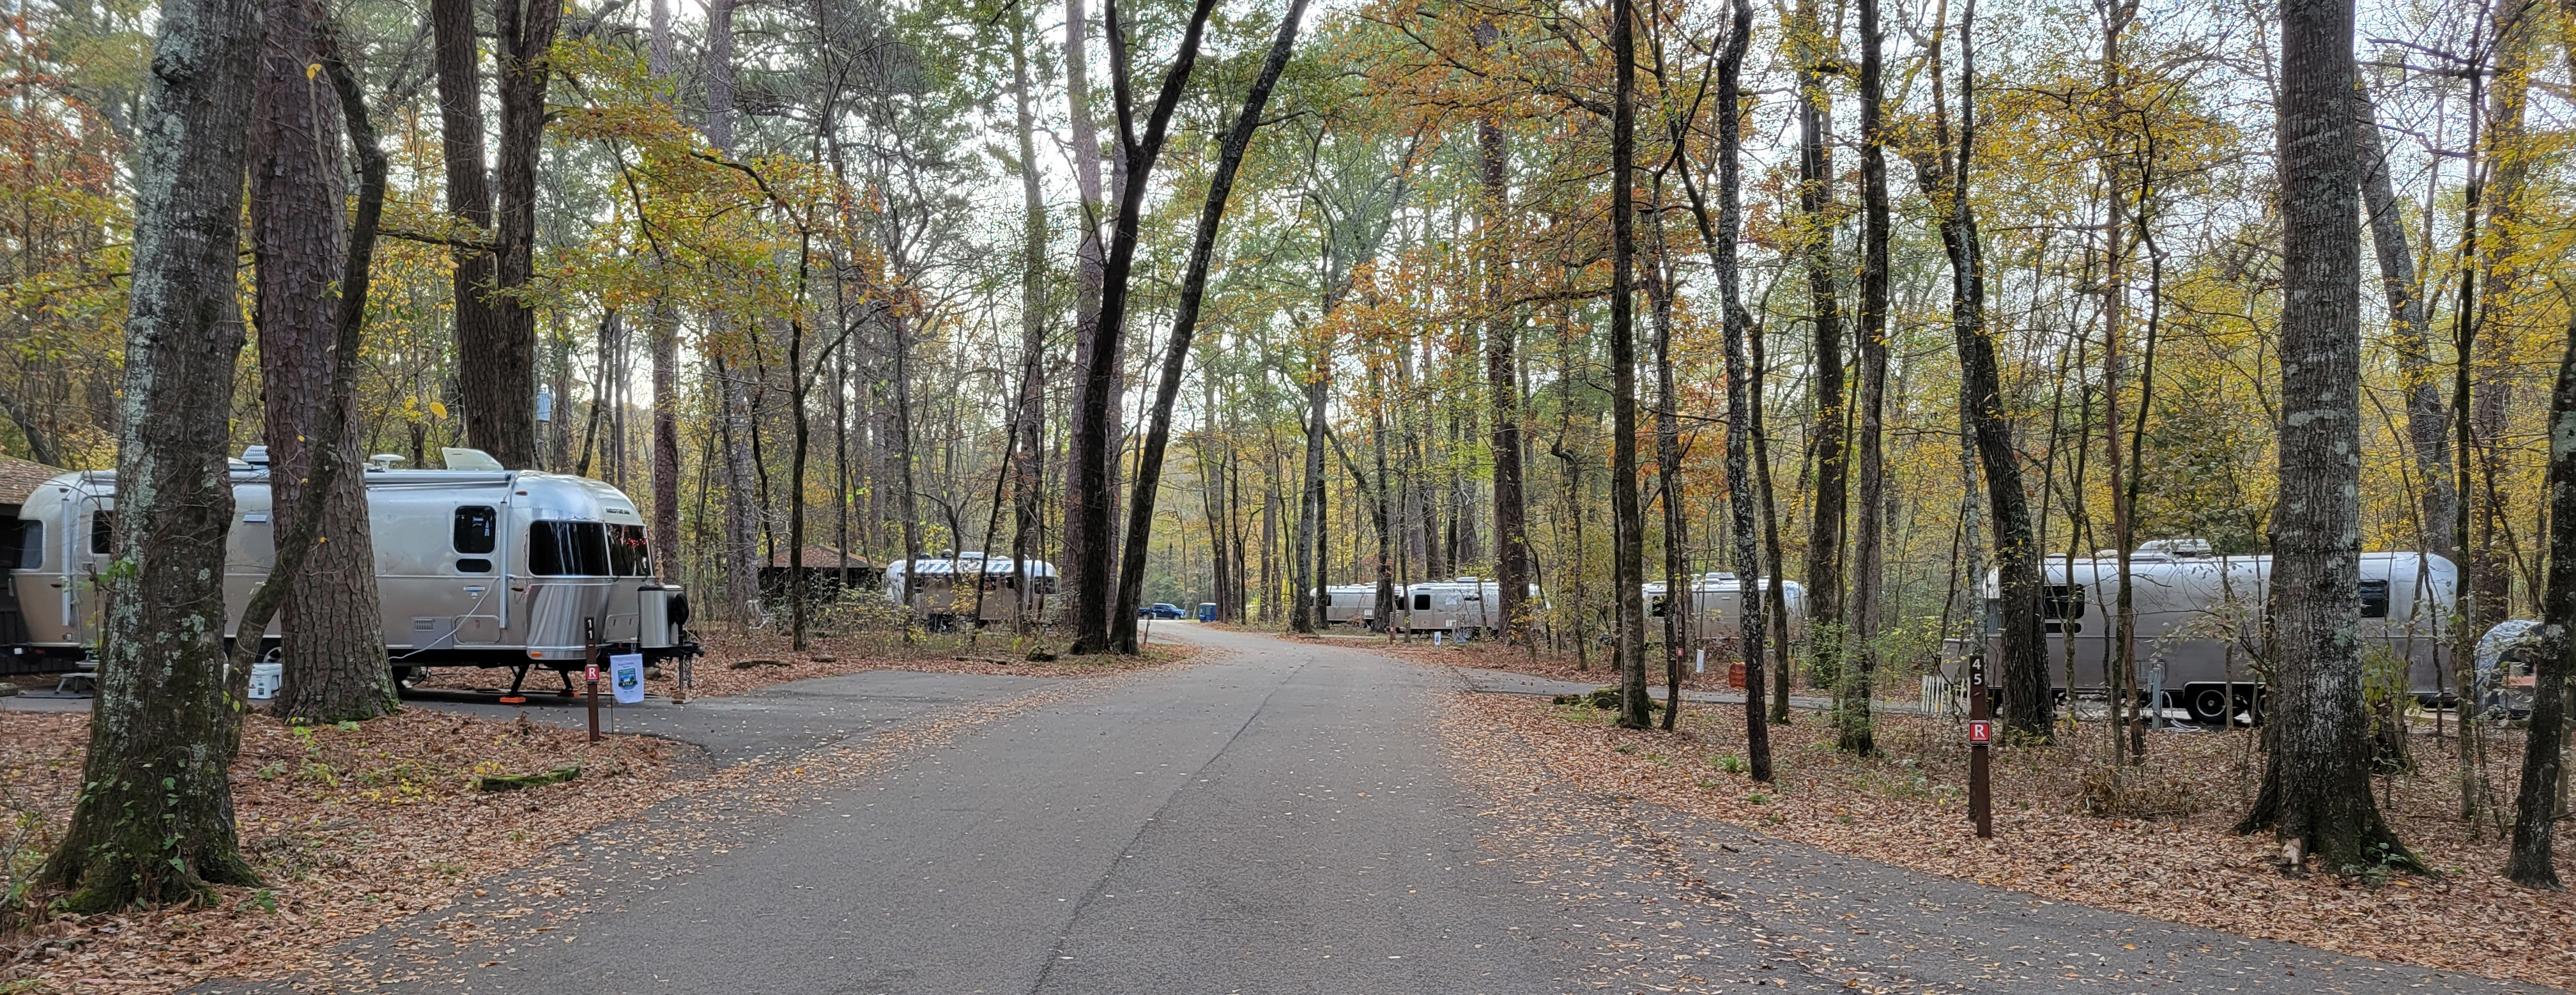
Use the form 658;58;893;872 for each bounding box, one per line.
882;551;1057;628
1319;584;1377;627
1949;541;2458;723
1396;577;1544;636
1646;573;1810;645
8;448;697;690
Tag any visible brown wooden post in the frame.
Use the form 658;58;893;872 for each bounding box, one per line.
584;617;601;743
1968;651;1992;838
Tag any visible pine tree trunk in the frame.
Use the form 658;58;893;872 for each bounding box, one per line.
1649;215;1686;732
2237;0;2414;873
253;0;392;721
40;0;266;907
429;0;502;463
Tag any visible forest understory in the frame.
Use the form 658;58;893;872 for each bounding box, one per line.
1448;688;2576;989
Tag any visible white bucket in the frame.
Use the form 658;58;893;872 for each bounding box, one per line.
249;661;282;700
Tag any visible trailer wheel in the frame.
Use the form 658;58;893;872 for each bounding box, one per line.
2185;685;2231;725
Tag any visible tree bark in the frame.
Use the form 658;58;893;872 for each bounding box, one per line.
429;0;502;463
648;0;681;583
2507;311;2576;888
1648;204;1685;732
1609;0;1648;730
1674;0;1763;776
1910;0;2051;739
1839;0;1890;755
1478;20;1531;646
1008;7;1049;631
2352;87;2448;564
1109;0;1306;652
253;0;392;722
40;0;266;907
1793;0;1848;698
1065;0;1220;654
2235;0;2414;874
1059;0;1117;635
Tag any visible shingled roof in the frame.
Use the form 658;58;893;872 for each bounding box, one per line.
766;545;875;570
0;456;66;507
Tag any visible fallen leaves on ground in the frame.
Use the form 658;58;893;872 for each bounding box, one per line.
1452;690;2576;990
0;708;686;994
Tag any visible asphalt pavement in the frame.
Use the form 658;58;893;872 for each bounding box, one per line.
189;625;2544;994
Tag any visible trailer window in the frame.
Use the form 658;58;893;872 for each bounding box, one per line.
88;513;112;555
14;520;38;569
1413;593;1430;611
2043;584;2085;634
2358;578;2391;619
610;524;652;576
453;506;498;554
528;521;610;576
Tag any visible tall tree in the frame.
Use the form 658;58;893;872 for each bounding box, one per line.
1792;0;1848;692
1059;0;1119;631
2352;88;2447;566
1479;19;1532;645
2235;0;2413;873
648;0;683;583
1908;0;2051;739
429;0;501;461
467;0;559;469
1008;4;1050;630
1064;0;1220;654
2508;311;2576;888
1609;0;1649;730
1837;0;1889;755
39;0;266;909
252;0;393;721
1110;0;1308;652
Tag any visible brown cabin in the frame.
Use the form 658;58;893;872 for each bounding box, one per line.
758;545;880;605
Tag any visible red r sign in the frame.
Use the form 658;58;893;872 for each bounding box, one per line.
585;663;601;683
1968;720;1992;744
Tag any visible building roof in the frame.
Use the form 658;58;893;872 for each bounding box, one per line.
767;545;875;570
0;456;66;507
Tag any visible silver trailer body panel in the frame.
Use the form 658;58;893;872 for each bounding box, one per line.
1946;550;2458;702
882;553;1059;625
1645;573;1809;645
12;464;694;670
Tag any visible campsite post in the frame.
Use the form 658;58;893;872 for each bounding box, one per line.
1968;652;1991;838
585;618;601;743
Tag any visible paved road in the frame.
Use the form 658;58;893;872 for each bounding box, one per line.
195;626;2540;994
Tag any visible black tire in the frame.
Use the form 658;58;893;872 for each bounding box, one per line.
2185;685;2230;725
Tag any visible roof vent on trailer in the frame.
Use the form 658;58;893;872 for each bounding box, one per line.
367;454;407;472
240;445;269;465
2136;537;2213;560
441;447;505;472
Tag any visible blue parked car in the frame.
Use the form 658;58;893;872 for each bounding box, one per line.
1139;603;1185;619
